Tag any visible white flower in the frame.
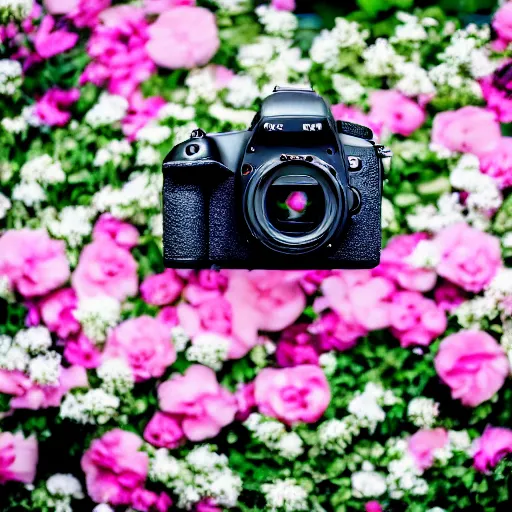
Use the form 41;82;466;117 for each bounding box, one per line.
351;470;387;498
394;61;436;97
213;0;251;14
406;240;441;269
262;479;308;512
448;430;472;452
136;145;161;167
149;448;182;483
136;123;172;145
47;206;95;248
406;193;465;233
46;474;84;499
276;433;304;459
158;102;196;121
0;192;11;219
348;389;386;427
12;181;46;206
317;417;360;452
29;352;62;386
172;122;196;145
14;326;52;354
186;445;228;472
171;326;190;352
319;351;337;376
0;59;22;95
2;115;27;133
93;140;132;167
363;38;404;76
93;504;114;512
97;358;134;395
225;75;260;108
20;155;65;185
256;5;298;37
392;14;428;42
186;333;230;371
332;74;366;103
209;104;255;127
60;389;120;424
150;213;163;238
73;296;121;344
185;66;220;104
85;93;128;128
407;397;439;428
0;344;29;372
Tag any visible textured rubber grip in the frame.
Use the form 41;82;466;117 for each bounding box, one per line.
337;120;374;140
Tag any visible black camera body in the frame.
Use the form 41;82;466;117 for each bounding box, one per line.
162;87;391;270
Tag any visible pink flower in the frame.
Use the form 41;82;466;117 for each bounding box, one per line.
196;499;222;512
225;270;306;352
70;0;112;28
122;91;166;140
0;229;70;298
64;334;102;369
34;16;79;59
81;429;148;506
143;412;185;449
272;0;295;11
39;288;80;339
309;311;365;352
254;365;330;425
212;65;235;88
473;426;512;473
374;233;437;292
389;291;447;348
0;366;88;410
158;365;237;441
43;0;78;15
140;270;184;306
276;324;320;367
131;489;172;512
365;502;383;512
369;90;426;137
184;269;229;305
408;428;449;471
480;67;512;124
92;214;140;250
434;223;502;293
234;382;256;421
435;330;509;407
35;87;79;127
493;2;512;45
104;316;176;382
479;137;512;189
299;270;332;295
178;298;232;338
157;306;179;328
431;107;501;156
144;0;195;14
146;7;220;69
285;191;307;213
331;104;381;138
0;432;38;484
434;281;467;313
72;239;138;301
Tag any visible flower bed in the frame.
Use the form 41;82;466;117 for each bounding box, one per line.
0;1;511;511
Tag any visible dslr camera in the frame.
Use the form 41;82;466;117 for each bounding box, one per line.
162;86;391;270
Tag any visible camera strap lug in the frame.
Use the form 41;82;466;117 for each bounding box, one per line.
375;145;392;159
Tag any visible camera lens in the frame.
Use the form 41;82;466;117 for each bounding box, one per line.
243;158;346;255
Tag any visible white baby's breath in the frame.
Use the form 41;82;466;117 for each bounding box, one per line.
85;93;128;128
0;59;22;95
73;296;121;344
262;479;308;512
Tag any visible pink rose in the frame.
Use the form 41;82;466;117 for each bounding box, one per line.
389;291;447;348
140;269;184;306
473;426;512;473
309;311;366;352
272;0;295;10
157;306;179;328
374;233;437;292
408;428;449;471
34;16;79;59
39;288;80;339
480;67;512;124
178;299;232;338
35;87;79;127
81;429;148;506
435;330;509;407
369;90;426;137
146;7;220;69
144;0;195;14
158;365;237;441
72;239;138;301
479;137;512;189
0;229;70;298
434;281;467;313
104;316;176;382
434;223;502;293
93;213;140;250
493;2;512;44
143;412;185;449
234;382;256;422
276;324;320;367
64;334;102;369
225;270;306;350
0;432;38;484
431;107;501;156
131;489;172;512
184;269;229;305
254;365;330;425
0;366;88;410
299;270;332;295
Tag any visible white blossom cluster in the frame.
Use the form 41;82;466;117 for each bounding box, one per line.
244;413;304;459
185;67;222;104
405;240;441;269
387;451;429;498
311;18;368;70
255;5;298;38
0;59;22;95
0;0;32;20
0;191;11;219
12;180;46;206
212;0;251;14
261;479;309;512
351;461;387;498
363;38;404;77
93;140;133;167
407;397;440;428
136;122;172;145
60;388;120;424
331;74;366;104
406;193;466;233
1;114;27;134
317;416;361;453
14;326;52;354
29;352;62;386
46;474;84;500
171;326;190;353
318;351;337;376
185;333;230;371
135;145;161;167
97;358;134;395
149;445;242;509
93;170;161;222
158;102;195;122
85;93;129;128
150;212;163;238
172;122;197;145
73;296;121;344
209;104;255;128
394;61;436;97
46;205;95;248
225;75;260;109
391;12;433;44
20;155;65;185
